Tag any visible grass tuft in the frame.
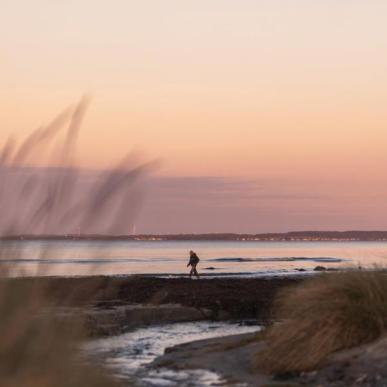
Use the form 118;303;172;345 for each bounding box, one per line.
256;271;387;374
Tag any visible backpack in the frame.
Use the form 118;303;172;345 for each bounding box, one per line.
192;253;200;264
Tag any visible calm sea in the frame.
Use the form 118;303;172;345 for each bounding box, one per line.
1;240;387;277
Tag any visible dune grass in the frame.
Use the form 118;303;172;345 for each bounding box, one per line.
0;98;154;386
256;270;387;374
0;263;124;387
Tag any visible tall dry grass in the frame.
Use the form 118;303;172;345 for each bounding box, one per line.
0;97;154;386
0;269;122;387
256;270;387;374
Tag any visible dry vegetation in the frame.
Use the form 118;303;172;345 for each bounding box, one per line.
256;270;387;374
0;266;122;387
0;98;153;385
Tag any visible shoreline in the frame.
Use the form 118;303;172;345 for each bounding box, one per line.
9;271;384;386
151;331;270;386
150;316;387;387
6;270;316;279
3;230;387;242
3;275;303;337
6;275;303;316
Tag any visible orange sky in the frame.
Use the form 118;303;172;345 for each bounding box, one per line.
1;1;387;231
1;0;386;176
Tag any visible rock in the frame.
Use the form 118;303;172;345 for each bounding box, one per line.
299;334;387;386
314;266;327;271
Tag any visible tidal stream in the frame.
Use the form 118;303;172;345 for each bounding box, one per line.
86;321;261;386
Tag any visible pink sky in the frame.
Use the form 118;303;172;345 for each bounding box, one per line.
1;1;387;232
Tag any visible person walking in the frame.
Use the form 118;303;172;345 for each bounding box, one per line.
187;250;200;278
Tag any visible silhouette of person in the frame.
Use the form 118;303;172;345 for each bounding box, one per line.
187;250;200;278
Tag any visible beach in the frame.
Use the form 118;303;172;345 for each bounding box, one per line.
3;239;387;385
5;269;387;386
36;272;385;386
1;274;300;385
5;275;302;325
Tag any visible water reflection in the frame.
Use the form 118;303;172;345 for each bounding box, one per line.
86;321;260;386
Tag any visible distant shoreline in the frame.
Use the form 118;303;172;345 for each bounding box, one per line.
2;231;387;242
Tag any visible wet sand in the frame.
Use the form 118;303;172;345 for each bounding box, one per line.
3;275;303;338
10;274;384;386
20;273;384;386
151;328;387;387
152;331;270;386
6;275;302;319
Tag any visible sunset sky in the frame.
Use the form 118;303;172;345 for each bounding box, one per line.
1;1;387;233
